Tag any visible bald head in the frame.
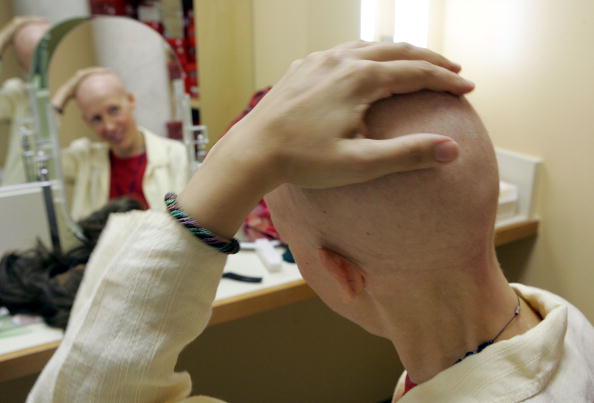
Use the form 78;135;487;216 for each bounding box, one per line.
266;91;499;276
70;71;138;153
75;71;128;113
13;20;51;71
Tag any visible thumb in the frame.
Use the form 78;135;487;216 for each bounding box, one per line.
339;133;459;180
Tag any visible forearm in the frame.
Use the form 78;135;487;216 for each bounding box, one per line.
177;120;278;240
28;211;227;402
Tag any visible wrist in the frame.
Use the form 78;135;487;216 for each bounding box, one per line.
177;141;274;239
216;118;283;193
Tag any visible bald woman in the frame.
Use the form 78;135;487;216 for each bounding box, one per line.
0;17;51;186
54;69;189;219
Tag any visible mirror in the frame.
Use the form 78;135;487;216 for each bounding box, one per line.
44;16;195;220
0;0;89;188
0;15;50;187
25;16;202;249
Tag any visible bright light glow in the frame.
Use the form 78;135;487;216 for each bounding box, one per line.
360;0;379;41
393;0;430;47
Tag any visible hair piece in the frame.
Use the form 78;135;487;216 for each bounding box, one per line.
0;197;142;329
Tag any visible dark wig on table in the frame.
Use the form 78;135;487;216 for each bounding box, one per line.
0;197;143;329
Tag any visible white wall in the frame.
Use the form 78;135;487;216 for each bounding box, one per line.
91;17;172;137
11;0;89;23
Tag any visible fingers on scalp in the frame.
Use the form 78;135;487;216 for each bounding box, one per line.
354;42;459;71
414;61;471;93
396;138;428;166
333;40;370;50
393;43;459;71
346;136;440;178
339;59;390;98
309;47;355;70
348;60;439;100
407;45;460;71
351;41;413;62
334;140;381;182
337;58;378;79
307;42;370;67
379;60;470;94
392;41;416;59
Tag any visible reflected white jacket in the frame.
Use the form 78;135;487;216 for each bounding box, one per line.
62;127;189;220
0;77;29;186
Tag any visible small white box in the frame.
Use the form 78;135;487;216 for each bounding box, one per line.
255;238;283;273
497;181;519;221
495;148;542;226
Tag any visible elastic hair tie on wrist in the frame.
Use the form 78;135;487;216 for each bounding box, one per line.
164;192;240;254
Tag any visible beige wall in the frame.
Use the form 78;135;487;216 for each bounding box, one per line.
195;0;255;142
48;21;98;148
195;0;359;143
434;0;594;321
252;0;360;88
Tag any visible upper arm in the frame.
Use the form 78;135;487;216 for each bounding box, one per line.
60;143;81;182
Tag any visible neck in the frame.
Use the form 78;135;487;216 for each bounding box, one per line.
112;128;145;158
377;252;541;386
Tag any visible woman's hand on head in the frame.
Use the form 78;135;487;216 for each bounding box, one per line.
178;42;472;239
51;67;112;114
214;41;472;190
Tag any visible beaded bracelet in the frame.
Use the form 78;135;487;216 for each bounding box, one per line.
164;192;240;254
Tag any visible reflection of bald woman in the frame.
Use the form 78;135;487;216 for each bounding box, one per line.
11;20;51;71
59;70;188;220
0;18;51;186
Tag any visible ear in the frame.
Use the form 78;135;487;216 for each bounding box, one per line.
318;248;366;303
127;92;136;108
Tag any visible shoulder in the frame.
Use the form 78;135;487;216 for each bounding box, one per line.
2;77;25;92
143;128;185;150
65;137;92;151
512;284;594;401
512;283;586;311
1;78;26;102
64;137;108;156
512;282;594;340
142;128;187;161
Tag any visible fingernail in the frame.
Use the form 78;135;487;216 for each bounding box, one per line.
434;140;459;163
464;79;475;88
451;62;462;71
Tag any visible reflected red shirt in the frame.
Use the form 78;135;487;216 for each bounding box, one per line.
109;151;149;209
404;374;417;394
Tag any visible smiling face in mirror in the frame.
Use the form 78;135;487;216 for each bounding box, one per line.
75;72;144;158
